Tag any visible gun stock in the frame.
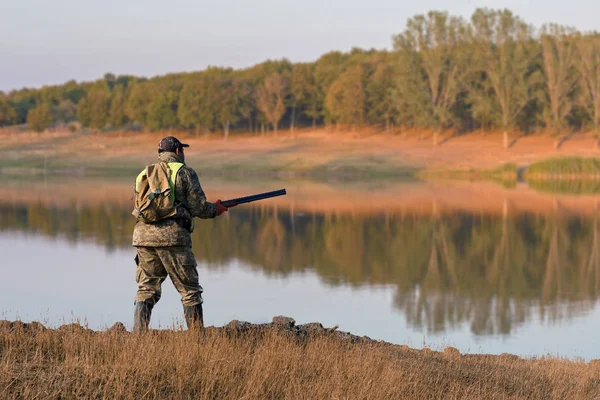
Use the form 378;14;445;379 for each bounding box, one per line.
221;189;287;208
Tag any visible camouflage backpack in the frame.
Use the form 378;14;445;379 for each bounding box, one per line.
132;162;184;223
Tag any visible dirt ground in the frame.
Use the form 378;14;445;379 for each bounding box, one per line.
2;128;600;175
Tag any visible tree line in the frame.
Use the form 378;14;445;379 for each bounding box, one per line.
2;200;599;335
2;8;600;147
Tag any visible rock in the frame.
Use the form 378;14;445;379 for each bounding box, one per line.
500;353;519;361
227;320;253;332
57;323;93;335
298;322;325;335
108;322;127;333
272;316;295;330
421;347;435;356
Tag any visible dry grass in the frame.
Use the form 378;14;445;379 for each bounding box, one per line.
1;321;599;399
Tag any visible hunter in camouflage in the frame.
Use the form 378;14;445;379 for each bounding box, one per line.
132;136;228;332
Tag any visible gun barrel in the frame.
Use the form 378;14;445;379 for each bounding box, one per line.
221;189;287;208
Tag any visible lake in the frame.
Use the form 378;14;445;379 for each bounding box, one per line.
2;175;600;359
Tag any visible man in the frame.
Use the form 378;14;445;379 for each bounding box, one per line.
131;136;228;332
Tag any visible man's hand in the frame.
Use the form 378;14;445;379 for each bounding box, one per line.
216;200;228;216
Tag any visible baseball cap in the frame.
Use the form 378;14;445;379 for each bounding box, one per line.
158;136;190;153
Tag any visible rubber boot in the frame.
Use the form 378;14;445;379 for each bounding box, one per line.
133;301;153;332
183;303;204;330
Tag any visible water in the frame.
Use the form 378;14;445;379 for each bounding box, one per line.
2;177;600;359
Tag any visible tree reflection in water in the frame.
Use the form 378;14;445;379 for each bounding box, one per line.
1;199;598;336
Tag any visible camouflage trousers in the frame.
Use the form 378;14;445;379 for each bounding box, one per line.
134;246;203;307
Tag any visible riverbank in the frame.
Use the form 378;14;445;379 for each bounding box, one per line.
1;317;598;399
3;128;600;179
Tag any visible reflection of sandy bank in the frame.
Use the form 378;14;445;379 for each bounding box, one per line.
3;176;600;217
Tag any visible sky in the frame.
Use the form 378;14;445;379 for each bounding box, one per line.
1;0;599;91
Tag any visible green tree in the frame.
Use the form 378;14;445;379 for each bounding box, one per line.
366;62;395;130
178;75;216;134
147;91;178;131
27;103;52;132
108;85;128;128
126;83;154;127
79;89;110;129
0;93;17;126
289;63;315;133
9;89;37;124
214;75;242;139
76;98;92;127
325;65;366;128
470;8;541;148
394;11;471;144
314;52;348;126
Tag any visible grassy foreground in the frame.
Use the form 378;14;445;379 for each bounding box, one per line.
1;320;599;399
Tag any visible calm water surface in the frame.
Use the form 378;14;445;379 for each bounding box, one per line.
2;178;600;359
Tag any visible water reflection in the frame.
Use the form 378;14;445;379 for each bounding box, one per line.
2;196;599;337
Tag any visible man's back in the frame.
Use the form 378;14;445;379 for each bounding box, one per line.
131;136;227;332
132;151;218;247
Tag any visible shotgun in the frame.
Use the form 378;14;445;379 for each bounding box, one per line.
220;189;287;208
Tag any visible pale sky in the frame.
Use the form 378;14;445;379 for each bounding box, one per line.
1;0;599;91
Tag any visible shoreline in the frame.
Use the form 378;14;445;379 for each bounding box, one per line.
4;129;600;177
1;317;598;399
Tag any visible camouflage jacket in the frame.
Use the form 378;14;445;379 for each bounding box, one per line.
132;152;218;247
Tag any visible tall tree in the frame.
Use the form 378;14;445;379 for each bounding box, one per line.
126;83;154;127
147;91;178;131
366;62;396;131
325;65;366;128
314;52;348;126
470;8;540;148
289;63;315;134
86;89;110;129
540;24;579;138
178;75;216;135
393;11;471;144
256;72;287;135
214;75;242;140
576;33;600;136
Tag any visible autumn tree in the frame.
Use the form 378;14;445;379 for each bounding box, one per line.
256;72;287;135
469;8;540;148
540;24;579;139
